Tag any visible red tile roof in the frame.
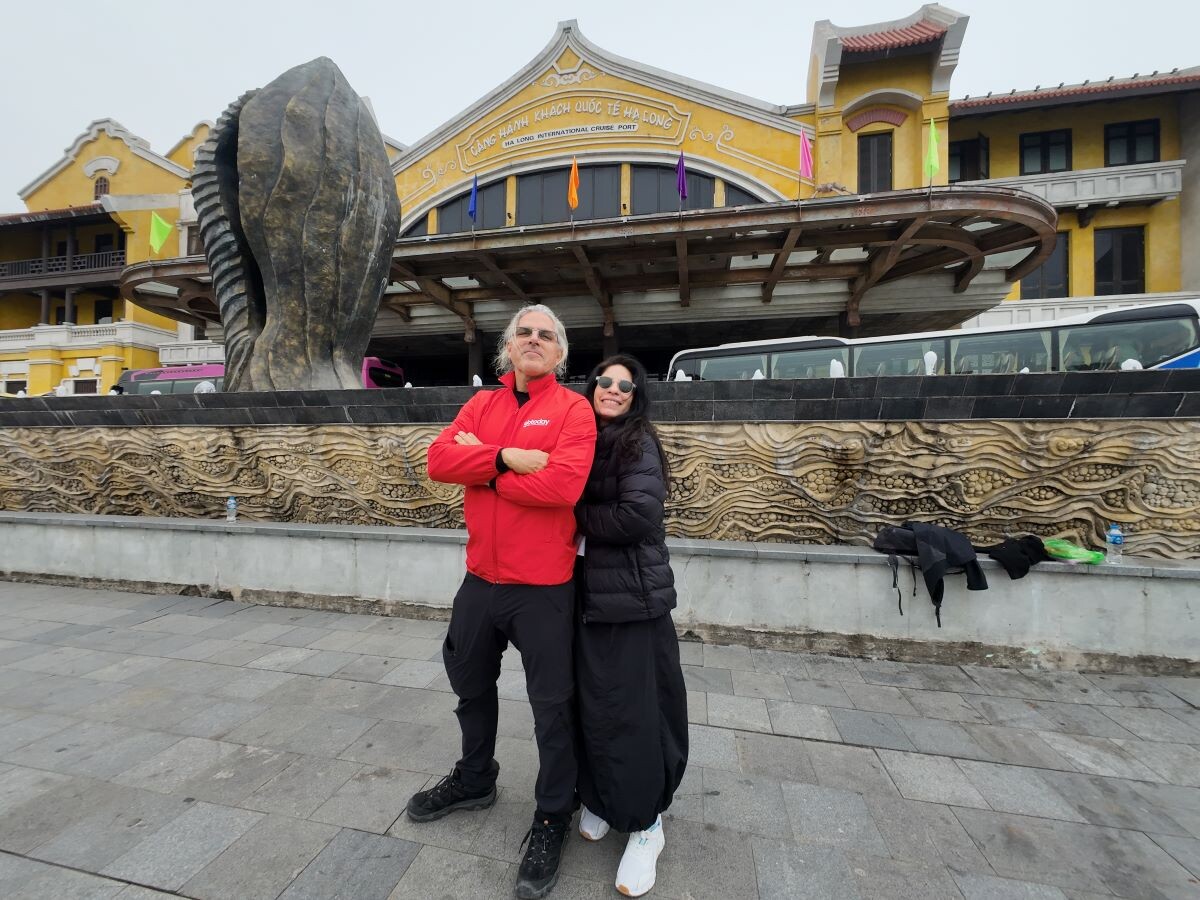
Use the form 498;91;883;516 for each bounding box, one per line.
841;20;946;53
0;204;108;227
951;69;1200;113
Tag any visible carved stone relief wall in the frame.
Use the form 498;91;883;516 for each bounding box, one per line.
1;420;1197;558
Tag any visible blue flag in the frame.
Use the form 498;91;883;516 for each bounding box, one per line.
675;152;688;202
467;174;479;224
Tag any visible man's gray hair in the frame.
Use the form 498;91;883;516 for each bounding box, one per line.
494;304;570;377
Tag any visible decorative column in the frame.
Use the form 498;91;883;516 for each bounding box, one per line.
64;288;76;325
39;289;51;325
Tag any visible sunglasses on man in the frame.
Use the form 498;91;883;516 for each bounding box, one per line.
596;376;635;394
514;326;559;342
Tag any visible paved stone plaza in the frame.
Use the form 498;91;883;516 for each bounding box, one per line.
0;581;1197;899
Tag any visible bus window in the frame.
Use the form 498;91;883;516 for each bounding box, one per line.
1060;322;1146;371
852;339;946;377
771;347;850;379
1135;318;1199;368
951;329;1051;374
698;353;767;380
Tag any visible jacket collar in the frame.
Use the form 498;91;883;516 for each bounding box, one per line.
499;370;559;396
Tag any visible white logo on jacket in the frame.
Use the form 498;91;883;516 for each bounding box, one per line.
523;418;551;427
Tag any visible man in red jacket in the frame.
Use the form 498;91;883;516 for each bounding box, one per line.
407;304;596;900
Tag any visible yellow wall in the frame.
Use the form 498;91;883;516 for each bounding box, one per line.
165;124;211;170
23;134;186;212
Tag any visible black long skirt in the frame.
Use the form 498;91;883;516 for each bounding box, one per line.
574;600;689;833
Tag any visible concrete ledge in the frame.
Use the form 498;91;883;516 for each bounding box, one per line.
1;512;1196;674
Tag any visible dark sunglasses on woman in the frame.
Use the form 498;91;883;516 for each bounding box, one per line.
596;376;635;394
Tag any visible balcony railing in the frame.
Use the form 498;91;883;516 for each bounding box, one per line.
0;250;127;280
961;160;1184;209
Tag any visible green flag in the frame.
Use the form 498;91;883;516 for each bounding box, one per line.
149;211;172;254
924;118;940;183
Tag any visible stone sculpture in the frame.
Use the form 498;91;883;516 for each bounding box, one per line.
192;58;400;391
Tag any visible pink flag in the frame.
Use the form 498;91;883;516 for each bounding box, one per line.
799;131;814;181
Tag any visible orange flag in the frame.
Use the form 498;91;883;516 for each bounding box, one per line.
567;157;580;211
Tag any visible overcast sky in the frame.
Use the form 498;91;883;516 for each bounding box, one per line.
3;0;1198;208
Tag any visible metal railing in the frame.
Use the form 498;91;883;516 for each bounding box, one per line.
0;250;126;280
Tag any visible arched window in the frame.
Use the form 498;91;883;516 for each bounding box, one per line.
517;165;620;225
438;179;507;233
724;183;765;207
630;164;716;215
400;215;428;238
93;176;110;200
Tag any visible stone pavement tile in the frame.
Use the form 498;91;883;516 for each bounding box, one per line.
902;689;987;723
248;646;323;672
962;725;1076;771
830;708;916;751
376;659;446;689
643;817;759;900
861;796;992;873
961;665;1054;700
955;760;1086;821
133;633;212;659
731;669;790;700
128;659;240;695
182;814;339;900
496;669;528;701
0;853;126;900
234;706;377;757
11;646;129;677
665;762;705;824
702;642;755;671
1098;707;1200;744
1083;674;1190;709
308;630;372;653
877;750;989;808
686;690;707;724
780;781;888;853
844;683;920;717
1025;700;1139;739
706;693;772;733
0;774;113;853
83;655;169;684
804;741;900;797
703;768;792;840
388;779;495;854
339;721;443;770
170;699;266;740
100;801;263;891
362;616;447;639
263;625;335;648
952;871;1069;899
1036;732;1161;779
187;599;255;619
197;641;274;667
353;634;443;661
855;659;924;688
752;838;862;899
677;640;703;666
175;744;298;805
783;677;854;708
201;620;297;643
114;737;240;794
0;666;47;693
386;845;510;900
735;731;817;784
765;700;841;741
803;654;866;683
261;672;392;714
844;851;964;899
30;785;191;871
1148;834;1200;880
358;685;459;728
495;698;536;740
965;694;1057;730
114;887;178;898
330;654;407;683
495;735;540;797
83;686;217;731
1017;671;1119;706
5;720;180;780
686;723;740;772
243;755;361;817
1035;770;1196;835
311;765;428;834
0;711;76;754
291;650;374;679
3;673;132;716
953;806;1198;897
681;664;734;696
1112;739;1200;787
895;716;993;761
131;613;224;636
750;649;812;680
1161;677;1200;708
280;828;421;900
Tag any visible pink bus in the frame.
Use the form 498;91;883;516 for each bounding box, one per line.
116;357;404;394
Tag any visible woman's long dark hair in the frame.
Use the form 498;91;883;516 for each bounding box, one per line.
585;354;670;485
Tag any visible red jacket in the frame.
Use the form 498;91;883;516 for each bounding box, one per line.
427;372;597;585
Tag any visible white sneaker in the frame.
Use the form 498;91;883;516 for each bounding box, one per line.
615;816;664;897
578;805;610;841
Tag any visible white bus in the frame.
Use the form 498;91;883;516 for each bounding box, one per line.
667;299;1200;381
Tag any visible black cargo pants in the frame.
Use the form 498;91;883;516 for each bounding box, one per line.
442;572;576;823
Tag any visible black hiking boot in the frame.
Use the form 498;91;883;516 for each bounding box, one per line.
514;818;569;899
405;765;497;823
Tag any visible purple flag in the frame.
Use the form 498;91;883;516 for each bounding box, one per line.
675;152;688;202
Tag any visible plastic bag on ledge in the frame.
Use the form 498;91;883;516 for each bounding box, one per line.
1042;539;1105;565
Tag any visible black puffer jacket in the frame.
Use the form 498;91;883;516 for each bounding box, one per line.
575;427;676;624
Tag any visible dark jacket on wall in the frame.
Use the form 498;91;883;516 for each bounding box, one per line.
574;428;676;623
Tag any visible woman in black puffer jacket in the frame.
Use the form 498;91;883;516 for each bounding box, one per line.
573;354;688;899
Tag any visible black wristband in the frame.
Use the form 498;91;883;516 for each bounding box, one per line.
495;449;510;474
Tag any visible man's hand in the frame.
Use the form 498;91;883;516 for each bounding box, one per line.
501;447;549;474
454;431;483;445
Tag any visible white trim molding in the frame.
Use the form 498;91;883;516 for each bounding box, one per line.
82;156;121;178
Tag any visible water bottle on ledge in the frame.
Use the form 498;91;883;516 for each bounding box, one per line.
1105;523;1124;564
225;497;238;523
